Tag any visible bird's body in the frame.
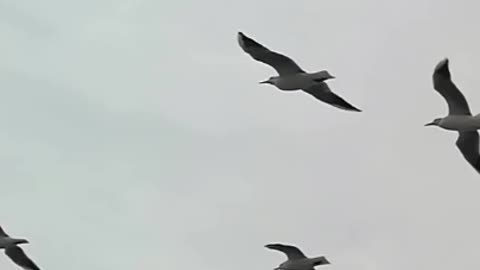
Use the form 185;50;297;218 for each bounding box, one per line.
265;243;330;270
237;32;361;112
426;58;480;173
434;114;480;131
278;256;329;270
267;75;317;91
265;71;334;91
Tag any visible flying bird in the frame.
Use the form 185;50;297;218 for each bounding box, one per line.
425;58;480;173
237;32;361;112
265;243;330;270
0;226;40;270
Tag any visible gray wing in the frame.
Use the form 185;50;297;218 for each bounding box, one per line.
5;246;40;270
265;243;307;260
237;32;305;76
432;58;471;115
456;131;480;173
302;83;362;112
0;226;9;237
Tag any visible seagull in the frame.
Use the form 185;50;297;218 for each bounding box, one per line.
425;58;480;173
238;32;361;112
265;243;330;270
0;226;40;270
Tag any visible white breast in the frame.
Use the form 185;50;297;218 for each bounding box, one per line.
440;115;480;131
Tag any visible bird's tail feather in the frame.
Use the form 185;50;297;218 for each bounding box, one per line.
311;71;335;82
311;256;330;266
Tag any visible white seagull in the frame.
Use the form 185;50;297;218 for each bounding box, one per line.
265;243;330;270
425;58;480;173
0;226;40;270
238;32;361;112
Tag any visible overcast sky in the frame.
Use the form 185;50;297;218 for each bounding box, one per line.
1;0;480;269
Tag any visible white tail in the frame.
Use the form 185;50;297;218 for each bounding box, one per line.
311;256;330;266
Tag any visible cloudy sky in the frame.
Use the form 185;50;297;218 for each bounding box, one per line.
1;0;480;269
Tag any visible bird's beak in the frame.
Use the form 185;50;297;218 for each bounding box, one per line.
259;80;270;84
424;121;435;126
18;239;29;244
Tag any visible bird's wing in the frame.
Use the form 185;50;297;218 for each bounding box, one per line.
265;243;307;260
0;226;10;237
432;58;471;115
237;32;305;76
303;83;362;112
456;131;480;173
5;246;40;270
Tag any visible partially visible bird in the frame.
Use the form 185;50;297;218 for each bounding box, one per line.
425;58;480;173
238;32;361;112
265;243;330;270
0;226;40;270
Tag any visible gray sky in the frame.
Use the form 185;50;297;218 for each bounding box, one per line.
1;0;480;269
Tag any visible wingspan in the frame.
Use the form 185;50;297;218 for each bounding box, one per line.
5;246;40;270
238;32;305;76
303;83;361;112
433;58;471;115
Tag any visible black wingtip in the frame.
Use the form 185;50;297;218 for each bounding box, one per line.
237;32;249;41
339;104;362;112
347;106;362;112
434;58;450;78
265;243;283;249
237;31;263;49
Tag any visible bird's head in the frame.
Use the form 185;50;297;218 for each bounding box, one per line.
425;118;442;127
259;77;276;85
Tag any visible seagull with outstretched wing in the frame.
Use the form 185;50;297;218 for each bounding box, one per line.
238;32;361;112
425;58;480;173
0;226;40;270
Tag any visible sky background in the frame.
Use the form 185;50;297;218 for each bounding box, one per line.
1;0;480;269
